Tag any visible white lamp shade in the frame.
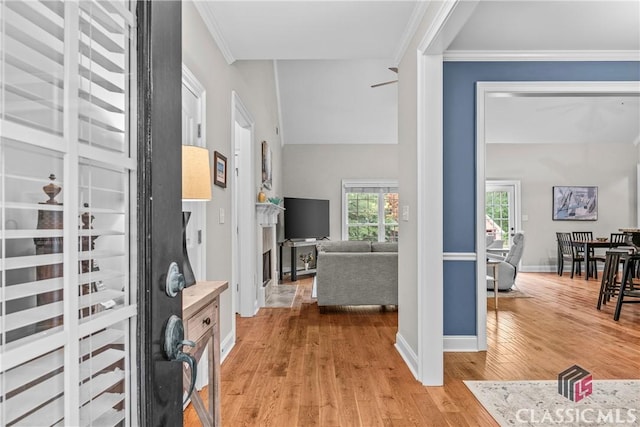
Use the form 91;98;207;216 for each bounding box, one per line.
182;145;212;201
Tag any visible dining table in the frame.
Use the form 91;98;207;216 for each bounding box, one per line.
571;239;627;280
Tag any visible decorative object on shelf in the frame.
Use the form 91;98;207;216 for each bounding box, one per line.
552;186;598;221
261;140;272;190
257;187;267;203
213;150;227;188
34;174;63;331
299;252;314;270
268;196;281;205
182;145;212;287
79;202;101;317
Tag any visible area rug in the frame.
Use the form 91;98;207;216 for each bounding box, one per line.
465;380;640;426
265;285;298;308
487;288;531;298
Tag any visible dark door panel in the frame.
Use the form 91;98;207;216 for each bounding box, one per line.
137;1;184;425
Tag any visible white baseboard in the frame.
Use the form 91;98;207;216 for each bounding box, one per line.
395;332;419;380
443;335;479;352
219;331;236;364
520;265;604;273
520;265;556;273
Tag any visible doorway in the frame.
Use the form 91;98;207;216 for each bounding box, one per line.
231;92;257;319
485;180;521;249
476;81;640;351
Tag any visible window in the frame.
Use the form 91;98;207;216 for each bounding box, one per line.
485;181;521;248
1;2;138;425
342;180;399;242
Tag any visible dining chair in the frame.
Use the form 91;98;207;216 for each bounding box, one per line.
572;231;600;278
609;232;627;248
556;232;584;278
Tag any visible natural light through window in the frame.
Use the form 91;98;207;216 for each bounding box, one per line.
342;180;399;242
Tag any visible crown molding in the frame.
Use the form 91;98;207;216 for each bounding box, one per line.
444;50;640;62
192;1;236;65
392;1;429;66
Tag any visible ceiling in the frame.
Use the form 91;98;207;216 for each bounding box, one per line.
486;94;640;145
195;1;640;145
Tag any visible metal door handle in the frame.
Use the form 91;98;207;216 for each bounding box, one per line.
164;315;197;404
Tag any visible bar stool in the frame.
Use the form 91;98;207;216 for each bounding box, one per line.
614;252;640;321
597;250;624;310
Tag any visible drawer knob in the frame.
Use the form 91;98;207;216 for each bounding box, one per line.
203;317;211;326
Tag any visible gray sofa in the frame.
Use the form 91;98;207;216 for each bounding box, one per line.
315;240;398;307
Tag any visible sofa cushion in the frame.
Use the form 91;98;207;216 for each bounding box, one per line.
317;240;371;253
371;242;398;252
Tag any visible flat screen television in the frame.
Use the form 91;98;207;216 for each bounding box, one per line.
284;197;330;240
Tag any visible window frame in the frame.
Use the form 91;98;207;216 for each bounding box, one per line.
341;179;399;242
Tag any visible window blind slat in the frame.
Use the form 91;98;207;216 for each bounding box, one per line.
4;22;63;65
6;395;64;427
79;371;125;406
3;370;64;423
79;348;124;382
5;301;64;332
87;406;125;427
5;7;64;52
79;269;125;285
79;15;125;54
78;289;123;310
79;0;126;34
7;0;64;37
79;88;125;114
3;277;63;301
79;63;124;94
2;349;64;393
2;253;63;271
79;42;123;74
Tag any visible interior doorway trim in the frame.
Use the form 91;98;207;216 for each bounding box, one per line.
231;91;257;320
476;80;640;351
414;0;479;386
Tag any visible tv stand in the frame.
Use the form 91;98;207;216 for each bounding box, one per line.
279;240;320;282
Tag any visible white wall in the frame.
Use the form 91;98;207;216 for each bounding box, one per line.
182;1;282;359
282;144;398;240
487;142;638;271
395;1;444;367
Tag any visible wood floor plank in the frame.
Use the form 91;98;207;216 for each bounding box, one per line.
184;273;640;426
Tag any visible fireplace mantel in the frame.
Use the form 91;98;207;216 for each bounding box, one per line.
256;203;284;226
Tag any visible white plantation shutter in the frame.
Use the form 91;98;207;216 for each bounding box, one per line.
1;1;138;426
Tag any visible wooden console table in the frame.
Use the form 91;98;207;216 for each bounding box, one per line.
182;280;228;427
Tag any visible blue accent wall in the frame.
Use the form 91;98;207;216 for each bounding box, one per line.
442;61;640;335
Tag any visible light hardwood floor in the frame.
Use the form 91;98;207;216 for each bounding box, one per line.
184;272;640;426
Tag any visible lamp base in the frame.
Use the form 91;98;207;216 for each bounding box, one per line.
182;211;196;287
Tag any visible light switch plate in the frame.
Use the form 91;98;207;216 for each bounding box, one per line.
402;205;410;221
219;208;225;224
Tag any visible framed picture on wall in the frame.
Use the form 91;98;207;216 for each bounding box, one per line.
261;140;272;190
552;186;598;221
214;151;227;188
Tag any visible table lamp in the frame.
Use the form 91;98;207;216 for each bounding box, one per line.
182;145;212;287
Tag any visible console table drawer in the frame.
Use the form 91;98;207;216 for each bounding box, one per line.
186;303;215;342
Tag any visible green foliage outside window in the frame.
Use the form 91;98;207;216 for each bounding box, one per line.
347;192;399;242
486;191;510;246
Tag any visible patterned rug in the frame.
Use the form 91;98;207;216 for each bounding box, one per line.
465;380;640;426
265;285;298;308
